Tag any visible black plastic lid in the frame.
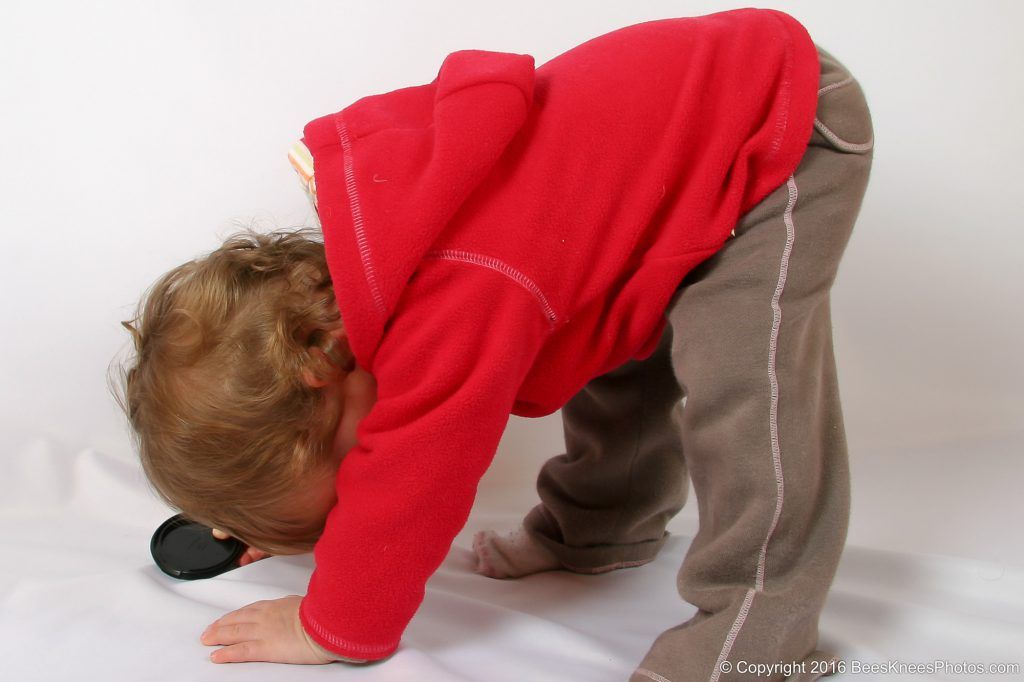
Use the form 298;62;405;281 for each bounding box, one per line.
151;513;246;580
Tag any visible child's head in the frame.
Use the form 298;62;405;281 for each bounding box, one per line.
110;226;363;555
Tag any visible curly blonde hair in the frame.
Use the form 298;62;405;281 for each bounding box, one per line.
109;225;356;555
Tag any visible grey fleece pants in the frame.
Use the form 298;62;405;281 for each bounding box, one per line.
521;44;874;682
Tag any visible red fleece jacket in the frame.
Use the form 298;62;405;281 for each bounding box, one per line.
298;8;820;660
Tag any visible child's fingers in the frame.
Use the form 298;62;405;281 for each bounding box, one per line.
209;640;263;663
206;600;268;629
201;621;260;646
239;547;271;566
209;529;271;566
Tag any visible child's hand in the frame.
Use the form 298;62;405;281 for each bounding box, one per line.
200;595;342;664
211;528;271;566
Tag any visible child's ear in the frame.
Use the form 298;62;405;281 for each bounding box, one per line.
321;325;354;369
304;326;353;387
302;368;330;388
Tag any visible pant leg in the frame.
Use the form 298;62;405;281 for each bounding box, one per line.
522;322;689;573
631;46;874;682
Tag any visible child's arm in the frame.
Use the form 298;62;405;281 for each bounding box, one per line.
297;258;552;662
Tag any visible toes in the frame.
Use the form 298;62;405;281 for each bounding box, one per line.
472;531;488;573
472;530;504;579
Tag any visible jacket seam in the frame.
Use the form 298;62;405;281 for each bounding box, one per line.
422;249;558;329
334;116;386;315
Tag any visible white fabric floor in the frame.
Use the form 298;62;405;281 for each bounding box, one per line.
1;440;1022;681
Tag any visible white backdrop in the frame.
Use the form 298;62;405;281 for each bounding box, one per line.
2;0;1022;573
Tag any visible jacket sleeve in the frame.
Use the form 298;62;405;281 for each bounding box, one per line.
299;258;552;661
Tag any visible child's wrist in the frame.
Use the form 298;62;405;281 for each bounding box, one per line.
301;628;369;664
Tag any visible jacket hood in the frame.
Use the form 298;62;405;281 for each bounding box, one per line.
302;50;536;369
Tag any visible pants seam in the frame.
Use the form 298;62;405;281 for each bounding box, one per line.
706;174;798;682
636;667;674;682
812;117;874;153
816;75;854;97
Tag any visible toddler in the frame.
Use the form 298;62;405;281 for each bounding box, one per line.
114;8;873;681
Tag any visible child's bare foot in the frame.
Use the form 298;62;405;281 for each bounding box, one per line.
472;526;563;579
